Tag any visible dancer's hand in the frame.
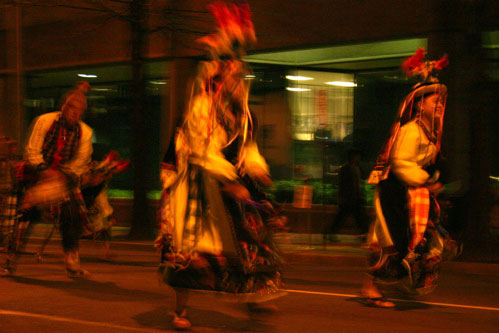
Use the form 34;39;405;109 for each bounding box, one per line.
252;168;273;187
427;182;443;194
154;234;166;249
81;171;108;188
222;182;250;201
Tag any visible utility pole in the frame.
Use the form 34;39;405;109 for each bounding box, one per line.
129;0;153;239
1;5;24;143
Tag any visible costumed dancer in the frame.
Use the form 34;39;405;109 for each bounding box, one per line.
81;151;129;258
363;48;458;307
154;2;286;330
34;151;129;261
0;137;23;276
0;137;17;247
20;81;93;278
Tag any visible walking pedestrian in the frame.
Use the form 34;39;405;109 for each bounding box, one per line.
328;148;369;242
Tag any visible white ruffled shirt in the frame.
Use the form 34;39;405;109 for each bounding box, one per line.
390;120;437;187
178;95;268;184
24;111;93;177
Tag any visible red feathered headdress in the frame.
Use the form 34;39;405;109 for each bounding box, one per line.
197;1;256;58
401;47;449;82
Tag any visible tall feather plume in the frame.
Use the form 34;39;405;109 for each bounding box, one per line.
190;2;257;171
197;1;256;58
401;47;449;82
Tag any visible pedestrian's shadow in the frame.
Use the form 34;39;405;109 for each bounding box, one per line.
134;305;275;332
9;275;166;302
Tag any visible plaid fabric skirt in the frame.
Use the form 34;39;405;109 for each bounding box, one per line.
1;190;18;234
368;173;449;294
1;187;32;267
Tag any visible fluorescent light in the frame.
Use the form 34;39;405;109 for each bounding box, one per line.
245;74;256;79
149;80;167;85
286;87;311;92
77;73;97;78
286;75;314;81
325;81;356;87
294;133;314;141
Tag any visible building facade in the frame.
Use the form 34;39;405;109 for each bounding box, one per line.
1;0;498;248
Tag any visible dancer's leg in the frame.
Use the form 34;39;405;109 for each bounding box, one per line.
361;274;395;308
172;288;191;330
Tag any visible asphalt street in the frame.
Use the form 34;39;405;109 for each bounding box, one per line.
1;236;498;332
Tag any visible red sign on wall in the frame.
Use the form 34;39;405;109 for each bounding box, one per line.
317;89;328;127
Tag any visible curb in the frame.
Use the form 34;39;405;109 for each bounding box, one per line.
25;224;498;264
25;225;368;260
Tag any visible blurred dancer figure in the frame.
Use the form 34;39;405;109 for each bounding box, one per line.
155;2;286;330
81;151;129;258
0;137;22;275
0;137;18;245
363;49;457;307
22;81;93;278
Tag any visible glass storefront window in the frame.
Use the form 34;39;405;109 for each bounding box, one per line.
482;30;499;195
287;69;354;143
247;65;414;204
246;38;427;204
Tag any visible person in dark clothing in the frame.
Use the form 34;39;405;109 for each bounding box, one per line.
329;148;370;242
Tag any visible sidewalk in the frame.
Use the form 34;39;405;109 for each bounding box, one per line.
24;223;499;264
25;223;369;261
